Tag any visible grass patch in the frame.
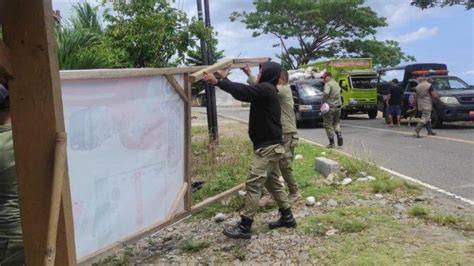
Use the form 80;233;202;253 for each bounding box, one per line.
409;206;431;217
403;181;422;196
178;239;210;253
93;246;134;266
430;213;459;226
309;227;474;265
407;206;474;231
464;219;474;231
192;125;208;135
192;136;252;203
370;178;403;193
298;206;392;235
408;207;474;230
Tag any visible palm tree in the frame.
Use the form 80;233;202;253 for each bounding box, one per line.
56;2;125;70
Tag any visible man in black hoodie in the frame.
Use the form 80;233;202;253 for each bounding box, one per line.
202;62;296;239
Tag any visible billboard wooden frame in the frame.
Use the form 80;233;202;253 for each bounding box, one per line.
0;1;270;263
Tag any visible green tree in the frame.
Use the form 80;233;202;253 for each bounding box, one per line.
103;0;212;68
411;0;473;10
231;0;414;68
186;35;224;96
56;2;126;70
342;40;415;68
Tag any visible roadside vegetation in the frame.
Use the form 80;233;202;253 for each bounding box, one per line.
95;121;474;265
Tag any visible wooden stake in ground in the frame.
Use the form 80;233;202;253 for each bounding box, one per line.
44;133;67;266
1;0;77;264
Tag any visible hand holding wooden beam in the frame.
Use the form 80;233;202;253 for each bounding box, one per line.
190;57;270;83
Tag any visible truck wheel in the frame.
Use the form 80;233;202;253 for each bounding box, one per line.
431;109;443;128
368;109;378;119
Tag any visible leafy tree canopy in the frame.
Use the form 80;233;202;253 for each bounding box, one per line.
103;0;213;68
231;0;414;68
56;2;127;70
411;0;473;10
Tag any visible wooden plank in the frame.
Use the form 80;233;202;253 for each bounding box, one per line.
164;74;188;104
2;1;77;265
60;66;206;80
165;182;188;221
184;73;192;211
59;57;270;82
0;41;13;78
44;132;67;266
191;183;245;214
79;180;247;264
231;57;271;69
190;58;233;83
77;211;190;265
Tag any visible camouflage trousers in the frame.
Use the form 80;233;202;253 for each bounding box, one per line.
242;144;291;219
279;133;299;194
419;110;432;124
0;238;24;265
323;107;342;139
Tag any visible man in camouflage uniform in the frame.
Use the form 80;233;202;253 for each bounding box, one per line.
202;62;296;240
243;67;301;203
414;77;439;138
322;72;343;148
0;84;25;265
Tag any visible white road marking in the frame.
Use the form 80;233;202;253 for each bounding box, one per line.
215;112;474;206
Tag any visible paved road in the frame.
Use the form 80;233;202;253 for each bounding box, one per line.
212;107;474;201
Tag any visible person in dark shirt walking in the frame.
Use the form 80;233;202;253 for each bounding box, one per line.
386;79;403;127
202;62;296;239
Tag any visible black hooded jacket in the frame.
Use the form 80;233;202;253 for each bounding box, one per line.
216;62;283;150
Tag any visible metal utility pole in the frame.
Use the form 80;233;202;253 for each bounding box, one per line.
197;0;219;143
203;0;219;142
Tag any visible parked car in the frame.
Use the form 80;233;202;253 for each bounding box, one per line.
290;79;325;127
377;63;474;127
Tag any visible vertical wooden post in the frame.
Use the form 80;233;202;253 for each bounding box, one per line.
1;0;77;265
184;73;192;211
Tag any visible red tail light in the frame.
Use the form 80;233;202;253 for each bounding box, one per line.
411;69;448;76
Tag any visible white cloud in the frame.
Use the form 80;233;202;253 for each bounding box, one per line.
464;70;474;75
368;0;447;28
396;27;440;43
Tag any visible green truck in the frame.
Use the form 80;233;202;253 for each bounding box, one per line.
307;58;379;119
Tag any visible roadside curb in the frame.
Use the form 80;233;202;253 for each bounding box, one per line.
213;112;474;206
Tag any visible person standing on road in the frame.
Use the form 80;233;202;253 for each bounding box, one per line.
243;66;301;203
202;62;296;240
0;84;25;265
321;72;343;148
387;79;403;127
414;77;439;138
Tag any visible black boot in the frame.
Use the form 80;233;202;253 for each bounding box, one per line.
268;208;297;229
336;132;343;146
426;121;437;136
326;138;335;149
223;215;253;239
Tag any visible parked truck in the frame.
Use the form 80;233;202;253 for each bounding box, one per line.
306;58;379;119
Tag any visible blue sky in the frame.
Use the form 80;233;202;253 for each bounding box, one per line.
53;0;474;84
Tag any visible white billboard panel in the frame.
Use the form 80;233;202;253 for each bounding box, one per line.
61;75;185;259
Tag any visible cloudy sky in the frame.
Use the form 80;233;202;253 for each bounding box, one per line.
53;0;474;84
